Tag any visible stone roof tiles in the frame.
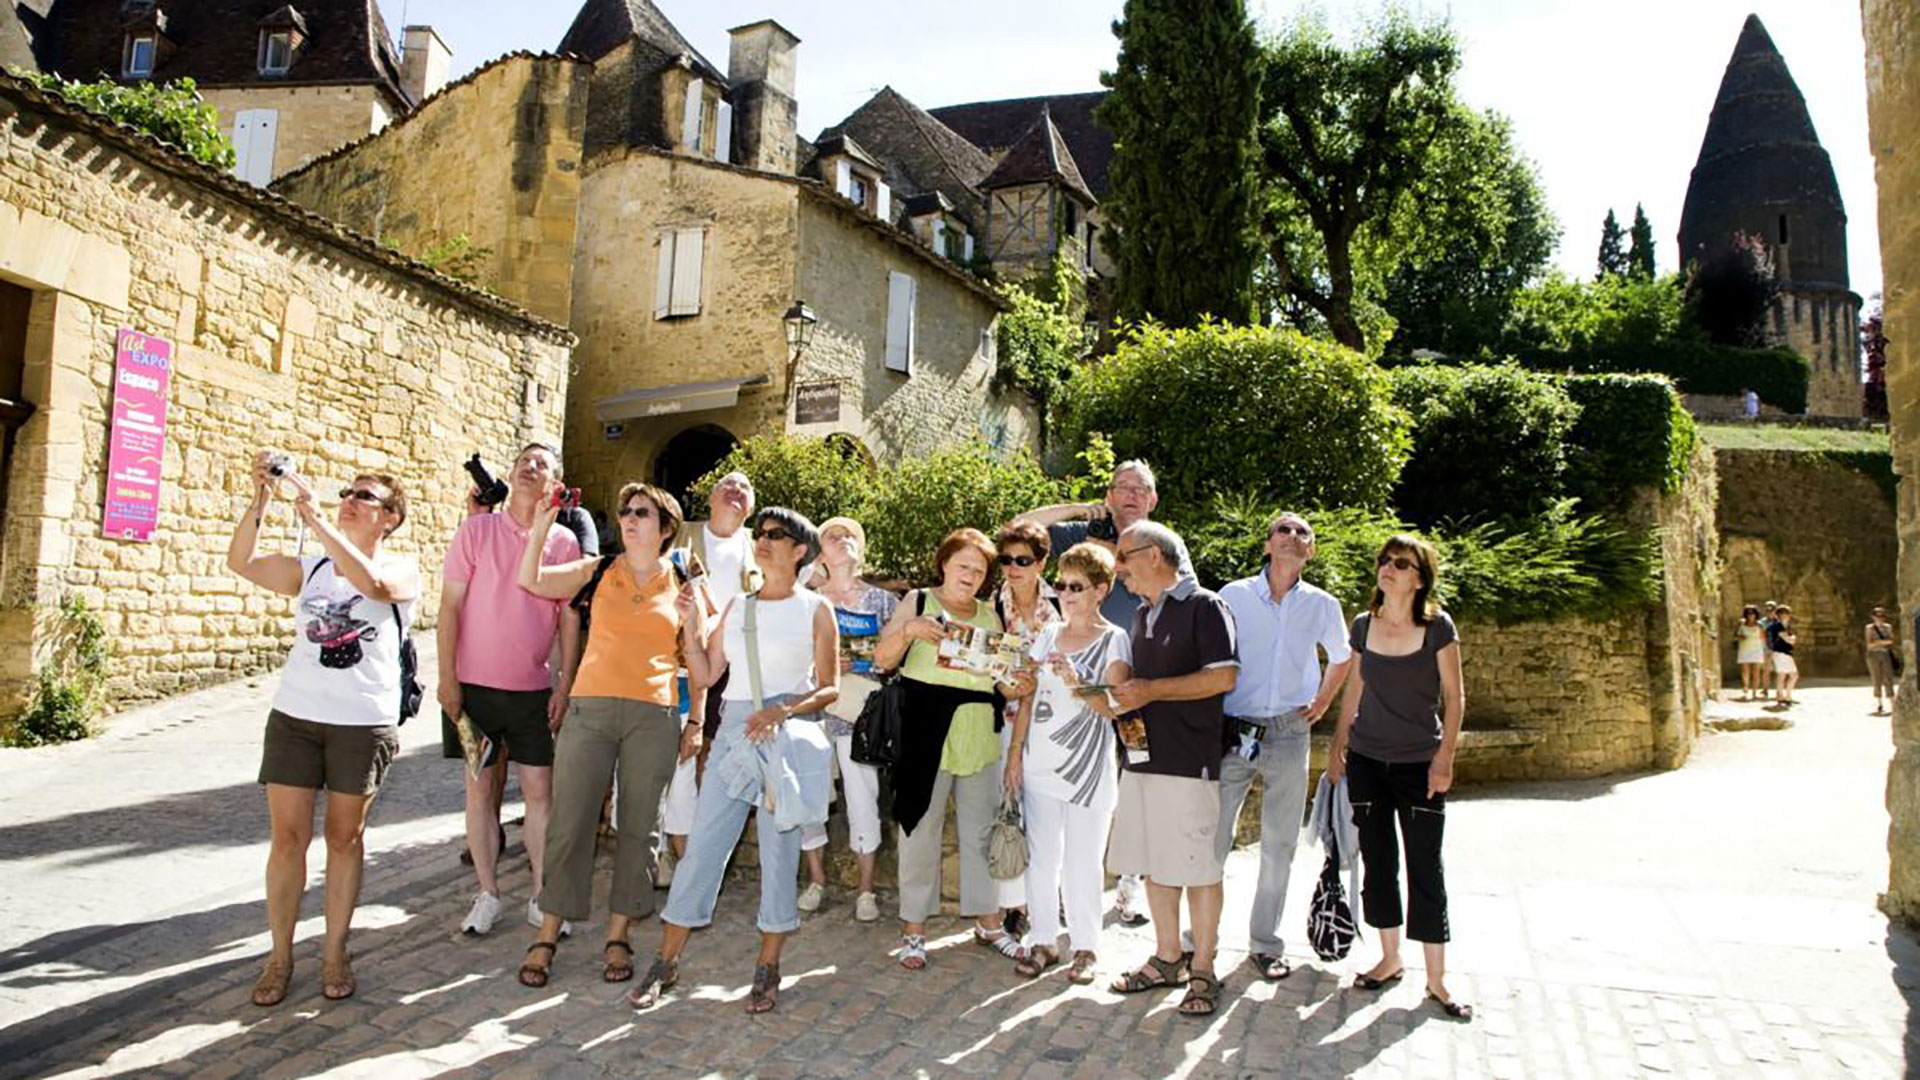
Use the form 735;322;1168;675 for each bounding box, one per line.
977;104;1094;204
929;90;1111;198
557;0;723;83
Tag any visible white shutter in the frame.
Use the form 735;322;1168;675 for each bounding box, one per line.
233;108;279;186
885;271;916;373
963;231;975;262
654;230;676;319
669;227;704;316
932;218;946;256
681;77;705;152
715;101;733;163
875;180;891;221
834;159;852;198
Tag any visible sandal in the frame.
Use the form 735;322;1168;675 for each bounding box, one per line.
1066;950;1098;985
626;956;679;1010
251;958;292;1007
1426;988;1474;1021
1014;945;1058;978
1109;952;1188;994
321;957;356;1001
1250;953;1292;981
602;940;635;983
974;925;1026;959
746;962;780;1014
898;934;928;971
518;941;557;989
1353;967;1404;991
1178;971;1222;1017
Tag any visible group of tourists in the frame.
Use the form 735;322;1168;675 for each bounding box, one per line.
227;449;1474;1024
1734;602;1903;713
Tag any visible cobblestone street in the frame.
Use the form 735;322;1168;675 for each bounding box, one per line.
0;653;1913;1079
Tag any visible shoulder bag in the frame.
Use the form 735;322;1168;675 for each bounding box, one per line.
850;590;924;767
1306;810;1357;961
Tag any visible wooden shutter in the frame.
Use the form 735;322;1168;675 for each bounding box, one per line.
715;101;733;163
669;227;704;316
834;159;852;199
932;218;946;256
963;231;975;262
875;180;891;221
681;78;705;152
884;271;916;373
233;109;279;187
654;230;676;319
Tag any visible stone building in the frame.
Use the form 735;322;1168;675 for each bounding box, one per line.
0;70;573;717
1679;14;1863;417
1864;0;1920;925
276;0;1040;516
22;0;452;186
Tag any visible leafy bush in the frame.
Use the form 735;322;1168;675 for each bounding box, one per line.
1062;323;1412;512
995;255;1089;428
1563;373;1697;509
1518;339;1807;414
690;433;878;527
1389;365;1579;527
863;442;1062;584
1497;271;1693;356
4;596;110;748
18;73;235;171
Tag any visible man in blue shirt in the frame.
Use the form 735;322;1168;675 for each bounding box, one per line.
1215;512;1353;980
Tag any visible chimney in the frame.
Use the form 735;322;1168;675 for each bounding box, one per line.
400;25;452;105
726;19;800;175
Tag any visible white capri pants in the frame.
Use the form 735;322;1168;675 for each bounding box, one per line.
801;732;884;856
1022;788;1114;954
660;755;699;837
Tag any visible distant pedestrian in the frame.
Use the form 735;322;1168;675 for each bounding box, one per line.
228;452;418;1006
1761;600;1781;698
1867;607;1898;714
1768;605;1799;706
1742;387;1761;421
1326;534;1472;1022
1736;605;1767;700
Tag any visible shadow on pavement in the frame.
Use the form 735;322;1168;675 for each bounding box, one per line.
1887;921;1920;1076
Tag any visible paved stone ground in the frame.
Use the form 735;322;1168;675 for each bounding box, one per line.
0;654;1914;1078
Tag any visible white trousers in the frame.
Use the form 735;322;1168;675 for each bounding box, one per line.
660;755;699;837
801;732;884;856
1022;789;1114;954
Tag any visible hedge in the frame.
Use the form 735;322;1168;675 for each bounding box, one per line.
1516;340;1808;414
691;434;877;527
1562;373;1697;509
1389;365;1579;527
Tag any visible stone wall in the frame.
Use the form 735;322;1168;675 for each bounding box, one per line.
1777;287;1864;418
272;55;590;326
1862;0;1920;926
0;75;572;716
1713;447;1897;677
199;84;394;182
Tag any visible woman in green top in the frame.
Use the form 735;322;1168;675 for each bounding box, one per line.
874;528;1035;970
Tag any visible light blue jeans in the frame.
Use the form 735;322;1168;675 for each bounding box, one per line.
1214;709;1312;956
660;697;815;935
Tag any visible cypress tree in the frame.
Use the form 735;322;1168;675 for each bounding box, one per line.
1628;203;1657;280
1098;0;1263;327
1596;208;1627;279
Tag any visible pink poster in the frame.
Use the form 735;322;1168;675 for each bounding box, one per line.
102;329;173;542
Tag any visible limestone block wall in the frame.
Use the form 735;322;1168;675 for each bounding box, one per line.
1863;0;1920;925
272;55;591;326
1775;288;1864;418
0;78;572;716
199;85;394;182
1713;447;1897;677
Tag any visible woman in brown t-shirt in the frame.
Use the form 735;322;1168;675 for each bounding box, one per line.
1326;533;1471;1021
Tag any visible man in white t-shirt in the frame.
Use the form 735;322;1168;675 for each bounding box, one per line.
658;470;756;880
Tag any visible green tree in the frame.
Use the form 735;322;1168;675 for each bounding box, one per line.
1627;203;1657;280
18;73;235;171
1597;208;1628;279
993;253;1089;439
1097;0;1264;327
1684;231;1778;347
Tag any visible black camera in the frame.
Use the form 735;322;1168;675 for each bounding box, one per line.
1088;509;1119;542
464;453;509;507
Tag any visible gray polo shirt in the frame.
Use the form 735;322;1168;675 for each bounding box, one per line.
1128;577;1238;780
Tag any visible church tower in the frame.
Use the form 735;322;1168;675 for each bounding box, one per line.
1678;14;1861;416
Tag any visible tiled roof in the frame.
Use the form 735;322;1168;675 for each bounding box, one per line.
811;133;881;171
0;1;48;73
813;85;994;228
978;105;1094;204
0;69;572;342
42;0;410;107
557;0;723;83
929;90;1112;198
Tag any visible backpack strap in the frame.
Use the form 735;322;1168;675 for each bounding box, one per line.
744;594;765;711
304;557;332;588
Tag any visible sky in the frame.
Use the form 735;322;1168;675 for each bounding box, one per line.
379;0;1883;303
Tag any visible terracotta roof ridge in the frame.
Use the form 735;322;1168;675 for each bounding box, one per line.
0;70;572;342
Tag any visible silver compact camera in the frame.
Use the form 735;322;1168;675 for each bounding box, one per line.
265;452;293;478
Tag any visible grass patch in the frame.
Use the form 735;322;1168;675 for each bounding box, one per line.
1700;423;1889;454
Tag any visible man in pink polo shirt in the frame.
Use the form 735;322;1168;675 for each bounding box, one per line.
438;443;581;936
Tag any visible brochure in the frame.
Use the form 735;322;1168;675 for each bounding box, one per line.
934;619;1032;682
452;710;496;781
835;607;885;675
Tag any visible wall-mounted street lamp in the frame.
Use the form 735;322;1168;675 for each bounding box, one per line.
783;299;817;403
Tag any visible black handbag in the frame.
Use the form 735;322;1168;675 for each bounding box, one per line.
850;591;924;767
1306;822;1357;961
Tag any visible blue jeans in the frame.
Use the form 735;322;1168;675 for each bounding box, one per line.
660;698;807;934
1214;710;1312;956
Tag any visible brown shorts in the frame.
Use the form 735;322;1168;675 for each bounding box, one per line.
259;709;400;795
1107;770;1224;887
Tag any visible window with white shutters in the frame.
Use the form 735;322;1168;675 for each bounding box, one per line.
875;181;891;222
715;101;733;163
884;271;916;374
232;108;279;187
681;78;705;153
654;228;706;319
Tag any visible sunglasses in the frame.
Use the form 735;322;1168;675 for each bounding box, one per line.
1057;581;1095;594
1377;554;1417;572
753;527;795;543
1272;523;1313;538
617;505;655;520
997;554;1038;568
339;487;388;507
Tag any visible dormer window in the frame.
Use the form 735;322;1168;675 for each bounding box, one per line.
123;33;156;78
813;136;890;221
259;30;293;74
848;173;870;210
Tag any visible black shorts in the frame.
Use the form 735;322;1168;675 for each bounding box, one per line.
461;684;555;767
259;710;399;795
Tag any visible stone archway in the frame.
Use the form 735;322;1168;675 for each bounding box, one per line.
654;423;738;514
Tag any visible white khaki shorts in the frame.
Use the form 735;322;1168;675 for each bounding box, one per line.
1106;770;1223;888
1772;653;1799;676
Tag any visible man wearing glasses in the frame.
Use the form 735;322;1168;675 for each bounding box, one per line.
1213;512;1353;981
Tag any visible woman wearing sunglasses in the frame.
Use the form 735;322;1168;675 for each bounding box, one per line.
1003;542;1129;983
630;508;839;1014
227;453;417;1006
509;483;691;987
1325;535;1471;1021
989;521;1057;938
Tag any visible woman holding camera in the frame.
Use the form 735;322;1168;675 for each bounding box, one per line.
227;452;418;1006
510;483;694;987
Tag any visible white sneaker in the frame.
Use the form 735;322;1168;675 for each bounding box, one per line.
797;881;824;913
461;891;502;935
855;891;881;923
526;898;572;938
656;850;676;887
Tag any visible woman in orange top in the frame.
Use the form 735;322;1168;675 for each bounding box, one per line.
512;482;697;987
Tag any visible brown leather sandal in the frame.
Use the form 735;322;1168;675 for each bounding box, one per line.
1014;945;1058;978
251;959;292;1007
321;957;356;1001
518;942;557;989
1066;950;1098;985
602;940;635;983
1178;971;1222;1017
1109;952;1187;994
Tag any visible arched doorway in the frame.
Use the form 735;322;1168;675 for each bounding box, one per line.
655;424;738;514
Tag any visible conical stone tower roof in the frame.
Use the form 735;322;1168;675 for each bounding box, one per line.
1677;14;1848;289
